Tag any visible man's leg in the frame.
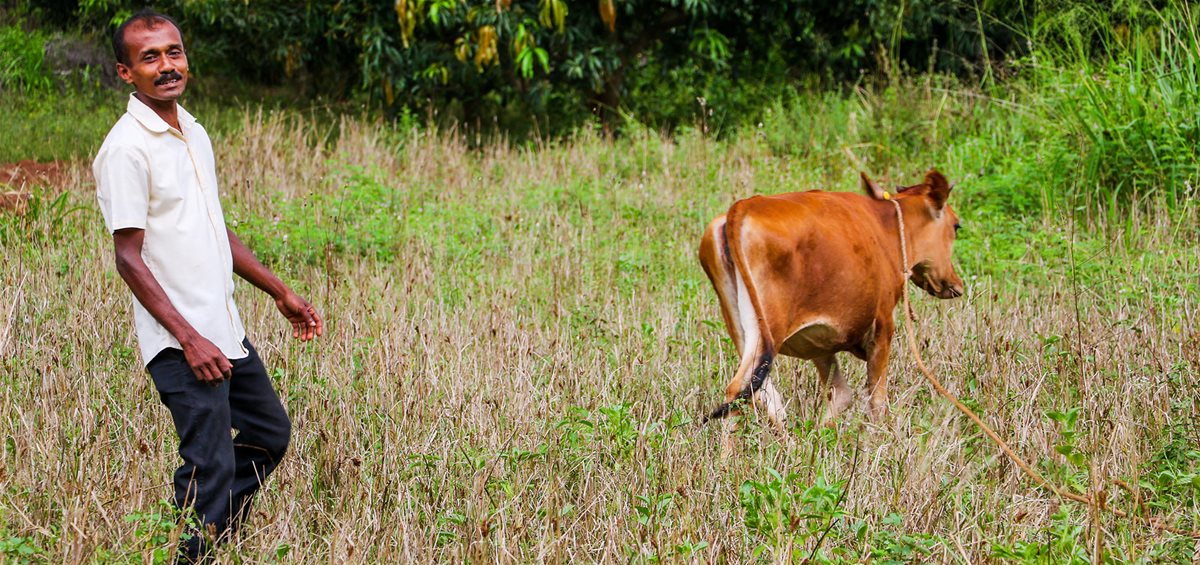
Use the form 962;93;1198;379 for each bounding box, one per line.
226;339;291;530
147;348;237;561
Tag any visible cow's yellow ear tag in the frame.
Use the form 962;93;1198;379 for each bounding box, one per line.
882;191;891;200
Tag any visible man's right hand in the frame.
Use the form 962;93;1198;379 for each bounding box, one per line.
180;335;232;384
114;228;230;384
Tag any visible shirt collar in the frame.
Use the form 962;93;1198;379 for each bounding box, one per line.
126;92;197;134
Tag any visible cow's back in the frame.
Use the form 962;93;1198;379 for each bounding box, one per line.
725;190;899;358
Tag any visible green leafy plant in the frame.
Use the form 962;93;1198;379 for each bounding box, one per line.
632;492;674;529
0;535;46;563
123;500;195;564
991;507;1090;564
0;25;52;93
863;513;939;565
1046;407;1086;468
738;468;848;555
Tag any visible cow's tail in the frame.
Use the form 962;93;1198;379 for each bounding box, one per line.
704;202;776;423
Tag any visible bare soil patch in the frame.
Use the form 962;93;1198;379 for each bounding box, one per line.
1;160;71;189
0;160;74;215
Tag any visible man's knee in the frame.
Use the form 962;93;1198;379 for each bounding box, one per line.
261;409;291;462
176;448;235;509
272;416;292;460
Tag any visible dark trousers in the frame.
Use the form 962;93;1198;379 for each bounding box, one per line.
147;338;291;560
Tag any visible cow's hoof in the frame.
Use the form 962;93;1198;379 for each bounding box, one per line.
822;387;854;427
830;387;853;415
754;391;788;433
719;419;738;458
867;403;889;423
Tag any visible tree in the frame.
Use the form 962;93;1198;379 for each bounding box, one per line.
26;0;1031;132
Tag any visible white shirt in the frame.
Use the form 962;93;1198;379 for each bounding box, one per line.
94;94;248;365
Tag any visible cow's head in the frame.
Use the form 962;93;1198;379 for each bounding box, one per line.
861;170;964;299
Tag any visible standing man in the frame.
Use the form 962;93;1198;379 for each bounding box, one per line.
92;9;322;560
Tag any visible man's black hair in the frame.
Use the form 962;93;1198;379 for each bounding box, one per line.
112;9;183;66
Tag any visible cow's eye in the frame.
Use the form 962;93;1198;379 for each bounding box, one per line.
953;223;961;233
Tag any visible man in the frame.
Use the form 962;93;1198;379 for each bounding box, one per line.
92;9;322;560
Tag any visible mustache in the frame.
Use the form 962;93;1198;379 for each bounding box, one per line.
155;71;183;85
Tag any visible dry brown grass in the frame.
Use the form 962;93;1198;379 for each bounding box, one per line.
1;111;1198;563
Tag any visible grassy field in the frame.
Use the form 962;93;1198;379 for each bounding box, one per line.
2;72;1199;562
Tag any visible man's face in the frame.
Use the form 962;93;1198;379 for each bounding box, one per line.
116;21;188;103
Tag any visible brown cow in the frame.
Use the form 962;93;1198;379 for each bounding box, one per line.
698;170;963;436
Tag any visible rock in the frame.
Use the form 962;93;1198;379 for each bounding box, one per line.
43;35;120;90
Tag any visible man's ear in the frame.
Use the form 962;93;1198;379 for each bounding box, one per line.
860;172;886;200
924;169;952;209
116;62;134;84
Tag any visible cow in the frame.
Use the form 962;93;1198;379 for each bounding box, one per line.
698;170;964;438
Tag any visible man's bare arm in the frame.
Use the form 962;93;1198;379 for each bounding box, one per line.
113;228;231;383
227;228;323;341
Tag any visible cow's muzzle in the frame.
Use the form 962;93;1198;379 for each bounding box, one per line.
913;273;963;299
938;283;964;299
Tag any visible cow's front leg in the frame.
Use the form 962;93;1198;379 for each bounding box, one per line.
814;355;852;425
864;322;895;422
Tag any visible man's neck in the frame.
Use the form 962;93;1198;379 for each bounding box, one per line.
134;92;182;131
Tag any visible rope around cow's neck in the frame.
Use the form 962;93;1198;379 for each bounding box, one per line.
888;197;1200;538
888;197;912;280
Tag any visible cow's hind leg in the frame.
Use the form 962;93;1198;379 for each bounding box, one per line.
706;270;775;453
706;335;760;455
713;340;775;454
814;355;852;425
753;376;787;432
706;332;770;422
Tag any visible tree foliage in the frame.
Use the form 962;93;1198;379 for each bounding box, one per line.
12;0;1071;131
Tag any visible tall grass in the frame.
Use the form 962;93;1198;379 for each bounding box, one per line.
1;99;1198;561
1020;1;1200;212
0;24;52;94
754;2;1200;220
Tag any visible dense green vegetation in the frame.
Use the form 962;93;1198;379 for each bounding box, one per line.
7;0;1019;128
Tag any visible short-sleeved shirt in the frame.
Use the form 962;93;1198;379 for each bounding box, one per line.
94;93;248;366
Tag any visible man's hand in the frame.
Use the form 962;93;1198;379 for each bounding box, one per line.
276;291;323;341
181;334;233;385
113;228;231;385
228;228;324;341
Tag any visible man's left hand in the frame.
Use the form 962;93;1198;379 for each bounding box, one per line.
276;292;323;341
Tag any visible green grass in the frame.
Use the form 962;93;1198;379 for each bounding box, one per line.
0;85;341;164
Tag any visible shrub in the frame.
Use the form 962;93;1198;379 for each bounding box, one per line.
0;25;52;93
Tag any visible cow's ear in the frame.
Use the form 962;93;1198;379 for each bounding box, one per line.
924;169;952;209
860;172;886;200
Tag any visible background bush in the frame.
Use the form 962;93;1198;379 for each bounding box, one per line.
0;23;52;93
